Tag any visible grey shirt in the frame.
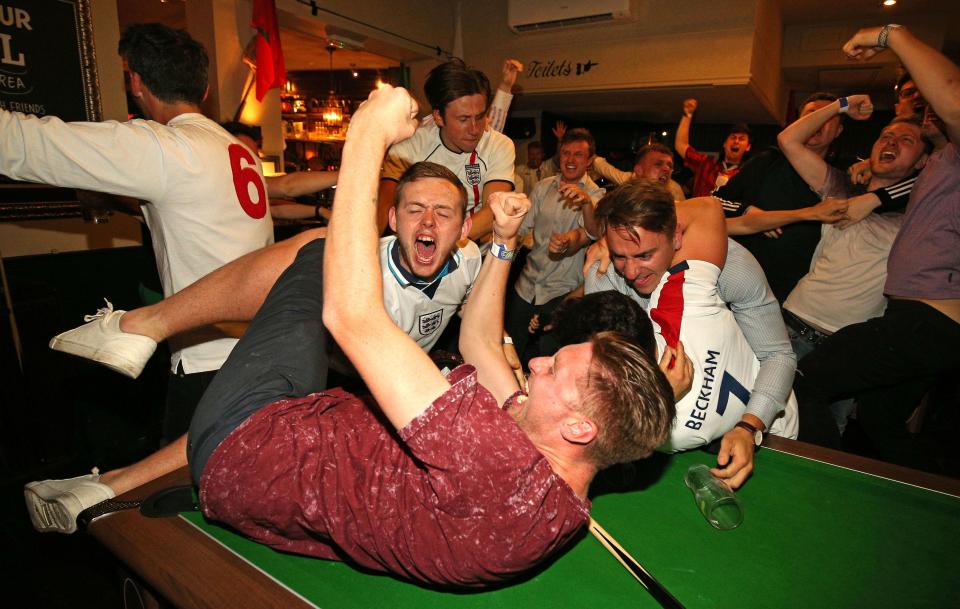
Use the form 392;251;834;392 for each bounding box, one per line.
515;175;604;304
585;239;795;428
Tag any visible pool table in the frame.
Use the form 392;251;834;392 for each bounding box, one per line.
87;436;960;609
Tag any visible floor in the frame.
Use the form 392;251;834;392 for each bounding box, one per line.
2;350;169;608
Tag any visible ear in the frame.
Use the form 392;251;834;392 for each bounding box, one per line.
673;223;683;252
432;108;444;128
388;205;398;233
459;213;473;241
202;83;210;104
560;416;597;446
128;71;144;97
914;154;929;171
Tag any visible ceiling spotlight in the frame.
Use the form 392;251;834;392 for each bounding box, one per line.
882;0;897;6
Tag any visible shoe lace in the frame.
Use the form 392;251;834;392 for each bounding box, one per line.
83;299;115;323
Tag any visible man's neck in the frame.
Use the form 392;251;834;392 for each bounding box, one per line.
559;175;585;186
438;127;468;155
867;173;903;192
146;101;201;125
536;443;595;500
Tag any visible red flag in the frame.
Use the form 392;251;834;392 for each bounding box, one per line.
251;0;286;101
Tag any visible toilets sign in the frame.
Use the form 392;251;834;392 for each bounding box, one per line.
0;0;100;121
525;58;600;80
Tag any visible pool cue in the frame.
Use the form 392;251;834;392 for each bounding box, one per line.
0;249;23;373
589;518;687;609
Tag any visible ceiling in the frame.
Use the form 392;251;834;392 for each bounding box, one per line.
116;0;958;123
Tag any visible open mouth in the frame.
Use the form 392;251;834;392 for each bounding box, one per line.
633;274;655;290
879;150;897;161
414;236;437;262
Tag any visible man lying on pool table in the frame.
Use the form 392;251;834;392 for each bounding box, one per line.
35;87;677;588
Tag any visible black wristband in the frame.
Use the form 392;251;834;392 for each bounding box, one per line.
874;174;917;213
874;187;897;213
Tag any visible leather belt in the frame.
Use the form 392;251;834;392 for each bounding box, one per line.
783;310;831;346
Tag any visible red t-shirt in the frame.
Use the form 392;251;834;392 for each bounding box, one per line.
684;146;741;197
199;365;590;587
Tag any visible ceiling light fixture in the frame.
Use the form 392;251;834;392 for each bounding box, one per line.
319;43;349;134
882;0;897;6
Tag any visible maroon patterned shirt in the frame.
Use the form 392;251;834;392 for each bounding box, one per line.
684;146;741;197
199;365;590;587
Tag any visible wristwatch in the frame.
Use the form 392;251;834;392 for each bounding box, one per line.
490;241;515;261
837;96;849;114
877;24;902;49
735;421;763;447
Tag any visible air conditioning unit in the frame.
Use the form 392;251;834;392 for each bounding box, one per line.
508;0;636;34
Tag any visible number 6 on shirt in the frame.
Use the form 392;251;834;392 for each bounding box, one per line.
228;143;268;219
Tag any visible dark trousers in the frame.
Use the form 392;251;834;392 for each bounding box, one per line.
504;287;567;368
187;239;329;483
795;299;960;469
162;366;216;445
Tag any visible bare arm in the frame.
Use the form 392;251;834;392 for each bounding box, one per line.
376;179;397;235
322;86;448;431
468;181;514;242
269;200;328;220
675;197;727;269
725;198;847;235
548;227;592;257
266;171;337;199
777;95;873;191
459;192;531;404
674;98;697;159
844;26;960;143
488;59;523;134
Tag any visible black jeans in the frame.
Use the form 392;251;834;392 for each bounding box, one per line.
504;287;567;368
187;238;330;483
795;299;960;467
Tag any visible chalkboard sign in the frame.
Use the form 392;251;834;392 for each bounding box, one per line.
0;0;100;121
0;0;102;221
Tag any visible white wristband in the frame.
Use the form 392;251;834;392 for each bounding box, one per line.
503;336;513;345
490;241;515;261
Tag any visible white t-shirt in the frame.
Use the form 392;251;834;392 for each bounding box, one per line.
381;122;515;215
328;236;482;375
784;215;902;334
647;260;797;451
0;111;274;373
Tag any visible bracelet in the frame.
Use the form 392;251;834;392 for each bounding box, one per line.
837;97;849;114
489;241;515;261
877;24;901;49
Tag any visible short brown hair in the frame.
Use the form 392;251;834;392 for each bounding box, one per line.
594;179;677;240
635;143;673;166
560;127;596;157
579;331;675;468
424;59;492;115
887;115;933;153
395;162;468;216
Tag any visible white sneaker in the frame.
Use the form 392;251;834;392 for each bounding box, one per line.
25;469;116;534
49;299;157;379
